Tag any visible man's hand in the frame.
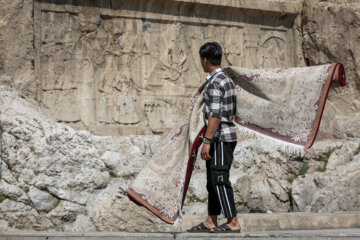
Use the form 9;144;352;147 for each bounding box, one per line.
201;143;211;160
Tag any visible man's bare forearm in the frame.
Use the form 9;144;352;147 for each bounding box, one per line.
205;116;220;139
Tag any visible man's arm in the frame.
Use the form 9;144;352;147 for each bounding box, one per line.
201;79;223;160
201;116;220;160
205;116;220;140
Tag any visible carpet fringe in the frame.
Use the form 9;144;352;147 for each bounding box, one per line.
173;211;182;231
236;124;305;156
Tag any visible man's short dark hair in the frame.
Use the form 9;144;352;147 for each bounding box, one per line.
199;42;222;66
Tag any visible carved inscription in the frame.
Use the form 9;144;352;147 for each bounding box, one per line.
36;2;297;135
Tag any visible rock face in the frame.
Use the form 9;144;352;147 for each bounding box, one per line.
0;0;35;98
1;0;360;233
1;0;304;136
2;0;358;139
0;81;171;231
1;80;360;232
301;0;360;139
292;140;360;212
186;138;360;216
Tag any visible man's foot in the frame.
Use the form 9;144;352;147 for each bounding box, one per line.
187;222;215;232
212;223;241;233
226;221;241;231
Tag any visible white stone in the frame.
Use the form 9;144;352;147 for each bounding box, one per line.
62;214;97;232
0;180;25;200
86;181;172;232
28;187;58;212
0;199;32;212
1;0;360;232
48;200;86;223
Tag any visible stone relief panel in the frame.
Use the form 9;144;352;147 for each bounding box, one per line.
258;29;289;68
35;2;297;135
40;11;82;124
41;11;80;90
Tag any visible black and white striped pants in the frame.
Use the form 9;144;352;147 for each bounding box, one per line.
206;141;237;218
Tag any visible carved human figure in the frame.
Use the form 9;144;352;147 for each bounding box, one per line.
259;34;288;68
147;23;188;86
112;69;140;124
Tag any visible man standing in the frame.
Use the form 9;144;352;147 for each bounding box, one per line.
188;42;241;233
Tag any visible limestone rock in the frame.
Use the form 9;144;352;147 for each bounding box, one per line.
48;200;86;225
0;198;54;230
0;159;17;184
1;72;360;231
28;187;58;212
1;0;360;233
62;214;97;232
229;140;293;213
302;0;360;139
292;140;360;212
182;202;208;217
0;180;28;202
0;0;34;97
0;219;18;232
186;138;360;215
0;199;32;213
0;82;166;231
86;181;172;232
2;0;305;136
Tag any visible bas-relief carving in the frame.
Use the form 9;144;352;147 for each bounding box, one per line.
223;27;245;67
41;11;79;91
147;23;187;86
259;30;289;68
95;56;140;124
40;11;82;124
144;97;190;132
36;4;296;135
242;27;291;69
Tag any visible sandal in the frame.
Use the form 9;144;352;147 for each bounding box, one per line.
212;223;241;233
187;222;212;232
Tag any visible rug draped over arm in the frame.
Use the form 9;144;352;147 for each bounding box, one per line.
126;63;346;224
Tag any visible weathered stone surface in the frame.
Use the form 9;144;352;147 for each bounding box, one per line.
0;0;304;136
292;140;360;213
0;0;35;98
86;181;172;232
28;187;59;212
0;199;32;213
1;0;360;233
0;180;28;202
48;200;86;226
184;137;360;216
0;83;169;231
301;0;360;139
2;0;357;140
1;73;360;231
61;214;97;232
230;140;293;213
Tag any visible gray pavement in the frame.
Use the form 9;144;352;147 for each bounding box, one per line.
182;212;360;232
2;211;360;239
1;229;360;240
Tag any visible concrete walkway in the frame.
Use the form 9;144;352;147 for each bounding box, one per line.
1;229;360;240
182;211;360;231
1;211;360;239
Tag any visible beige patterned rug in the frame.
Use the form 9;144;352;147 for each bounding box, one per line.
126;63;346;225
